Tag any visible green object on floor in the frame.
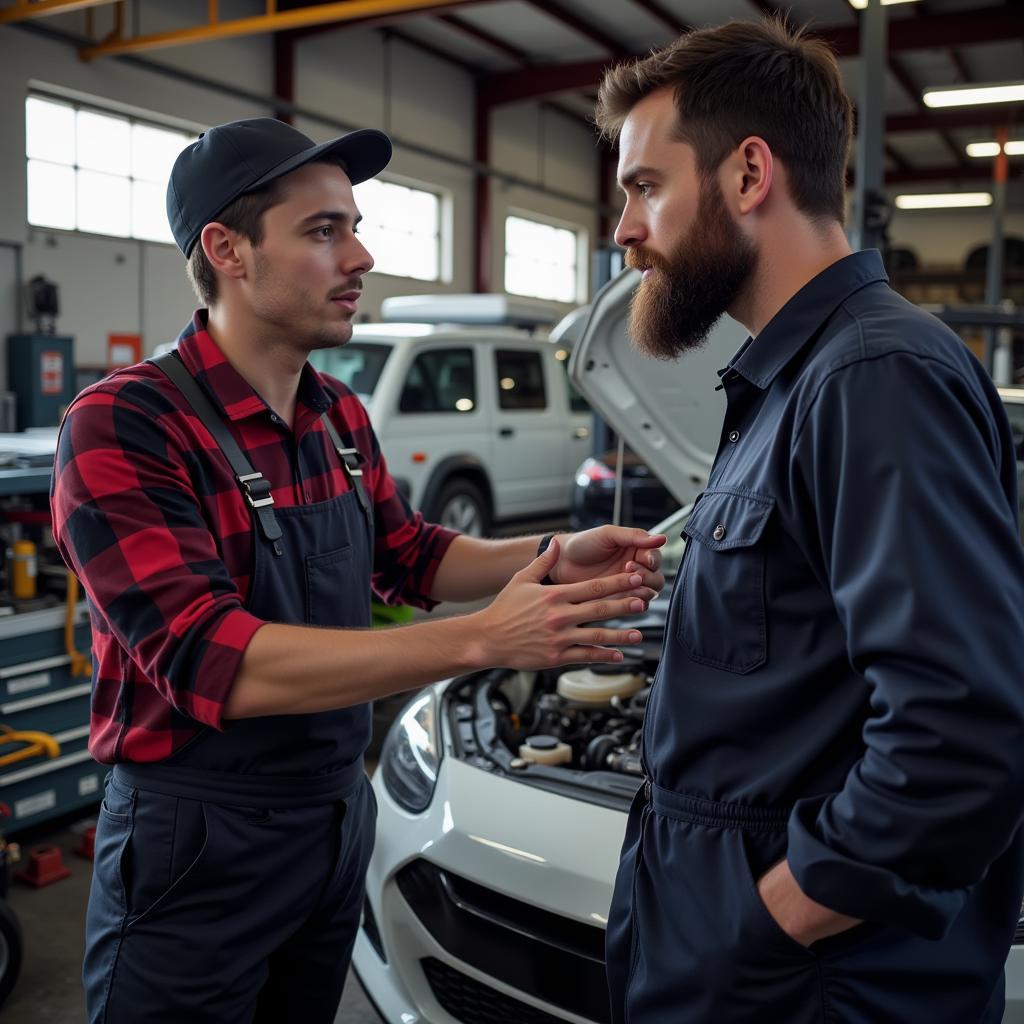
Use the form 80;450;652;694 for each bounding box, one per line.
371;600;413;629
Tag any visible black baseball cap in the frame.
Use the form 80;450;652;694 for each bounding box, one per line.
167;117;392;257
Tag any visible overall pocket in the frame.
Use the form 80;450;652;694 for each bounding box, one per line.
304;544;355;626
678;488;774;673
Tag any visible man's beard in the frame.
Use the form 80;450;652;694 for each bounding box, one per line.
625;177;756;361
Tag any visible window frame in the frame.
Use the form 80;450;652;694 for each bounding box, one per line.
25;87;199;246
353;172;450;284
503;209;588;305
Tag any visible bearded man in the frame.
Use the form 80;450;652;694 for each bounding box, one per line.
595;18;1024;1024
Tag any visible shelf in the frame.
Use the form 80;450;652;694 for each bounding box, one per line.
0;467;53;497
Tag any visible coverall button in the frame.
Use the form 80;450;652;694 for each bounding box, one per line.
713;524;727;541
729;430;740;443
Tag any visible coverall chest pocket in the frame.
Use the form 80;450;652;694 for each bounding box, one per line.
678;488;774;674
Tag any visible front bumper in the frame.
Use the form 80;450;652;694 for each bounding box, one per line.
352;756;627;1024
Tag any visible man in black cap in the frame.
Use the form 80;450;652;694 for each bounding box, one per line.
51;117;666;1022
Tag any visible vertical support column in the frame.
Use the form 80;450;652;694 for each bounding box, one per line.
987;126;1010;384
273;31;295;125
474;98;491;294
851;0;887;253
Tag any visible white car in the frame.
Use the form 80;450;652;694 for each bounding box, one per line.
309;295;592;536
352;274;1024;1023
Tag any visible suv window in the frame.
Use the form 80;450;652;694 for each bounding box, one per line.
399;348;476;414
496;349;546;410
309;342;392;396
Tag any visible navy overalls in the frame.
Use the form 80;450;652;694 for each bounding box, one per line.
83;352;377;1023
606;252;1024;1023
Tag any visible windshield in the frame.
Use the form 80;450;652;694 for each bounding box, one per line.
309;342;393;397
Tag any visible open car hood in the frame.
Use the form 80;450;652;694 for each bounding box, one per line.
569;268;749;505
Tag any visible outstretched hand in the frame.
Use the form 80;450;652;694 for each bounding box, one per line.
548;525;667;602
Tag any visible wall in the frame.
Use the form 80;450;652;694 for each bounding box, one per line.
0;7;602;390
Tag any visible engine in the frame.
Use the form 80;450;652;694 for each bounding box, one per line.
480;664;652;777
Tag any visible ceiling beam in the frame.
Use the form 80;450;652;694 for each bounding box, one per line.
79;0;488;58
884;142;911;173
883;163;1022;186
887;56;968;169
437;12;530;63
384;25;480;74
0;0;117;23
821;6;1024;58
529;0;628;57
630;0;690;36
888;106;1024;134
481;5;1024;107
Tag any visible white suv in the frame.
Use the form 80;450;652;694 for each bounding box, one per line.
309;296;591;536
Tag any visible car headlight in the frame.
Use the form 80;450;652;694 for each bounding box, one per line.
381;688;442;813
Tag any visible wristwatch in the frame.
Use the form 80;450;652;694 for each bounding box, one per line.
537;532;558;586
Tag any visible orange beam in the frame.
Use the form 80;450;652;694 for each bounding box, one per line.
0;0;118;23
80;0;480;59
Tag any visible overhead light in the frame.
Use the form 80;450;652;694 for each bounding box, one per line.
895;193;993;210
966;140;1024;158
923;82;1024;108
848;0;919;7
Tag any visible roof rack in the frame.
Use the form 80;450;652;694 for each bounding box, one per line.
379;293;560;328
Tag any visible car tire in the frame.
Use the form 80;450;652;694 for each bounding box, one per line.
0;900;23;1010
430;478;490;537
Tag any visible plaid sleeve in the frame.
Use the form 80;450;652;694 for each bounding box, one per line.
50;384;264;730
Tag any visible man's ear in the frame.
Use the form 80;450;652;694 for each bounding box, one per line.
200;221;247;282
728;136;773;216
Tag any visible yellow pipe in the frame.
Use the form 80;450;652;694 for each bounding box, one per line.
0;0;118;24
65;571;92;679
80;0;474;59
0;726;60;770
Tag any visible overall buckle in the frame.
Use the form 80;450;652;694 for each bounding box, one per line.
237;472;275;509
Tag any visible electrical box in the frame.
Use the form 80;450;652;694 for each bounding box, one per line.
6;334;75;431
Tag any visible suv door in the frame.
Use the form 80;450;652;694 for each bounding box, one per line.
488;345;566;517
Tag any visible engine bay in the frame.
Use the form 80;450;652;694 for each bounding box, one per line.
446;658;659;808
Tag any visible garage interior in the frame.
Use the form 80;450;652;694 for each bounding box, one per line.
0;0;1021;1022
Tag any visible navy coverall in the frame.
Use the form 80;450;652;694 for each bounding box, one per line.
606;250;1024;1023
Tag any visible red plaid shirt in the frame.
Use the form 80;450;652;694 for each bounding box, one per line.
51;311;457;764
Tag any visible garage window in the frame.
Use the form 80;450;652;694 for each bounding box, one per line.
400;348;476;414
25;94;194;243
354;178;442;282
504;214;582;304
496;349;547;410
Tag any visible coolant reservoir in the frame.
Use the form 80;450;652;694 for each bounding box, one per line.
518;735;572;766
557;668;646;705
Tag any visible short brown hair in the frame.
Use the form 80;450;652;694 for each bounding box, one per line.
595;18;853;224
185;155;347;306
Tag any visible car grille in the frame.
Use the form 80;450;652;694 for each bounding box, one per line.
422;957;570;1024
397;859;609;1023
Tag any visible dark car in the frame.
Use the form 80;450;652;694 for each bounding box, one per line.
569;446;676;532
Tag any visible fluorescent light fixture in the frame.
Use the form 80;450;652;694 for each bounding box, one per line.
966;140;1024;158
895;193;992;210
848;0;918;7
924;82;1024;108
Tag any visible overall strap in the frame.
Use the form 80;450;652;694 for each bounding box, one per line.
148;351;283;548
319;413;372;525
